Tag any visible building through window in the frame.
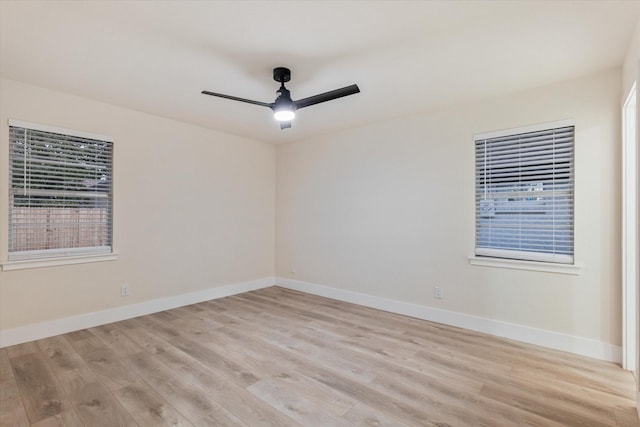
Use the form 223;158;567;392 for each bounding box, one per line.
474;121;574;264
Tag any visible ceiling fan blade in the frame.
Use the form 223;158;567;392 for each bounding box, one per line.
280;121;292;130
201;91;271;107
294;84;360;110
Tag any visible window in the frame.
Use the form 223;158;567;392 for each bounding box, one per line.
474;121;574;264
8;120;113;261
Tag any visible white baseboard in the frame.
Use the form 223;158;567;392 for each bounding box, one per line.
276;277;622;364
2;275;622;364
0;277;275;348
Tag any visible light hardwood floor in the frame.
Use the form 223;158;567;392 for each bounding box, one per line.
1;286;638;426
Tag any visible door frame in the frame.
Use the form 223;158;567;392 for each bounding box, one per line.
622;81;637;372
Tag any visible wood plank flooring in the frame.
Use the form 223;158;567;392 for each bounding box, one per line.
1;286;638;426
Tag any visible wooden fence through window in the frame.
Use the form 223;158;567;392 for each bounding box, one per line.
10;207;110;252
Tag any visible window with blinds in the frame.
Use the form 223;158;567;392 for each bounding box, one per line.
8;120;113;261
474;122;574;264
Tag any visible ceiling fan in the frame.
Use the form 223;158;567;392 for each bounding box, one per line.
202;67;360;130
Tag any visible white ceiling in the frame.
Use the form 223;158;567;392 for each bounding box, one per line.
1;1;639;144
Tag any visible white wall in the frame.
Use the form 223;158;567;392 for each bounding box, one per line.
0;79;275;332
276;68;622;353
623;19;640;98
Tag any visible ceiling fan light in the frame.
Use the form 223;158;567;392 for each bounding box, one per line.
274;109;295;121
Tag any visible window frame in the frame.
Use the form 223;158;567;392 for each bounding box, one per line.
470;119;580;274
1;119;118;271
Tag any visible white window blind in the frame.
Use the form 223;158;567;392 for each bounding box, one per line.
475;123;574;264
8;121;113;261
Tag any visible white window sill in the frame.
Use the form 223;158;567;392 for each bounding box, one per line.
1;253;119;271
468;256;582;275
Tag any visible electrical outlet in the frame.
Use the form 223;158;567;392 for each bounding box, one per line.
291;265;296;274
434;286;443;300
121;283;130;297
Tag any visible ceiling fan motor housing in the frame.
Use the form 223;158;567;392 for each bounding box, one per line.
273;67;291;83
